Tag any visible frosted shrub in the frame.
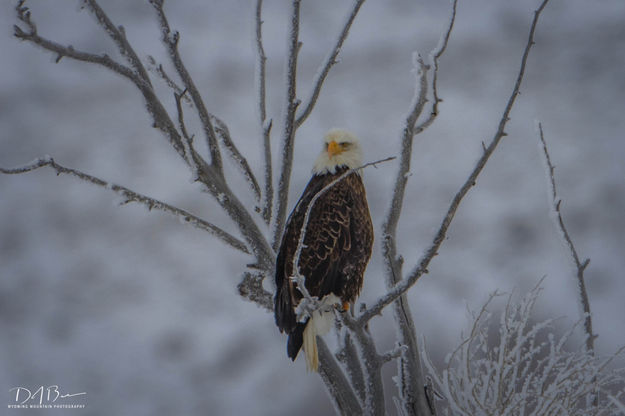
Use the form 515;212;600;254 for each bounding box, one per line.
424;283;625;416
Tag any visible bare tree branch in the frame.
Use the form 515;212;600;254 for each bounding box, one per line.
536;121;595;354
412;0;458;136
147;57;192;104
156;57;263;208
149;0;224;174
14;1;188;159
294;0;367;128
210;116;262;207
380;343;407;364
378;2;457;414
82;0;152;87
318;338;363;415
336;330;367;404
272;0;302;251
237;272;273;310
174;89;193;144
0;157;250;254
341;314;385;415
361;0;552;323
254;0;274;226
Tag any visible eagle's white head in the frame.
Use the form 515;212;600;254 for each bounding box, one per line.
312;128;363;175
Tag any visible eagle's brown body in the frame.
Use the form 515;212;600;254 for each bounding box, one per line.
274;166;374;363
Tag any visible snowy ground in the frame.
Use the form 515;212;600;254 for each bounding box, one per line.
1;1;624;415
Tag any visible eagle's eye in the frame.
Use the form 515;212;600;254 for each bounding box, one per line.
339;142;350;149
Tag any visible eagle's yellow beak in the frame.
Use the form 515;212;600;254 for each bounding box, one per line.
327;140;342;158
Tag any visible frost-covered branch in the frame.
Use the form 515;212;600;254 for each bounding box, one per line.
295;0;367;128
317;338;363;415
152;53;263;209
362;0;552;325
15;0;274;272
423;282;625;415
341;313;386;415
0;157;249;254
378;2;457;414
254;0;274;225
81;0;152;88
149;0;223;174
413;0;457;136
608;395;625;413
148;57;190;101
536;121;595;354
13;1;188;158
174;89;194;146
237;272;273;310
272;0;302;250
210;115;262;207
336;331;367;403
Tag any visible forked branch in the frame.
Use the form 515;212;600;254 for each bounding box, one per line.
149;0;224;174
14;0;187;158
361;0;552;324
295;0;367;128
82;0;153;87
379;2;457;413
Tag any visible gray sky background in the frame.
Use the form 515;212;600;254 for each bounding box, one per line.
1;1;624;415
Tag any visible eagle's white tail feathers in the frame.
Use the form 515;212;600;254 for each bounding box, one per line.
302;294;340;372
303;319;319;372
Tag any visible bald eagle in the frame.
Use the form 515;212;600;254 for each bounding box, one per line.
274;128;374;372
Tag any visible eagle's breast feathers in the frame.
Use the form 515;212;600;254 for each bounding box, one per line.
275;171;373;369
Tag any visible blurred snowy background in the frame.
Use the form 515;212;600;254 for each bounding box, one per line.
1;0;624;414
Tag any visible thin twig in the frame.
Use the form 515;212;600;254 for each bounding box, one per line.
149;0;223;173
174;89;193;144
379;2;457;414
361;0;552;324
82;0;152;87
254;0;274;226
13;2;187;159
380;343;408;364
272;0;302;251
413;0;458;136
0;157;250;254
147;57;193;105
210;115;262;206
295;0;367;128
536;122;594;354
